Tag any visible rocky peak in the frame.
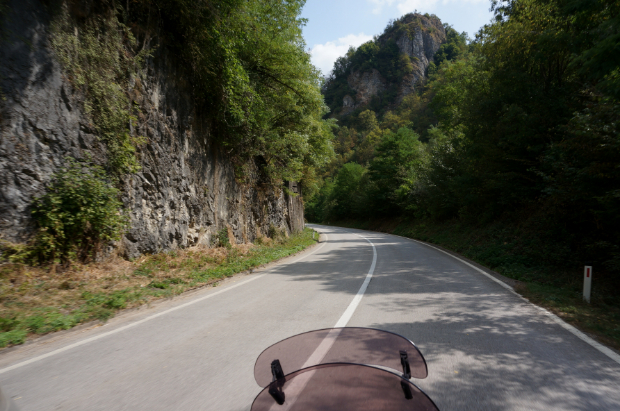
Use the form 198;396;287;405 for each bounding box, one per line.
330;13;446;116
393;14;446;102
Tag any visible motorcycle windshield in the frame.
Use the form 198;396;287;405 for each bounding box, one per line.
251;363;439;411
254;327;427;387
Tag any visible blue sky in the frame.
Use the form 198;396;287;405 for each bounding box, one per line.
301;0;495;75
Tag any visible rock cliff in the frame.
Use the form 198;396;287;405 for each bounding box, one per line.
394;15;446;101
0;0;304;259
345;69;387;110
335;13;446;116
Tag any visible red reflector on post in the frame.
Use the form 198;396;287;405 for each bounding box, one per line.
583;266;592;303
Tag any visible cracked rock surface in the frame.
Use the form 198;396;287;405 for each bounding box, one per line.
0;0;304;259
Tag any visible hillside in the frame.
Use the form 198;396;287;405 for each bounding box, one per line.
322;13;446;119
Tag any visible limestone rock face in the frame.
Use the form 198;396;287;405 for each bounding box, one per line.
0;0;304;259
342;95;355;110
395;15;446;102
341;13;446;112
344;69;387;114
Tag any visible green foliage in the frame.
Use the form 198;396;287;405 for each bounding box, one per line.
368;127;425;215
309;0;620;290
330;163;367;219
14;159;126;265
433;25;469;67
304;178;336;223
215;228;231;249
127;0;333;183
322;13;443;117
50;6;147;175
49;1;332;182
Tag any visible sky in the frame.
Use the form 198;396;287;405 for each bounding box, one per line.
301;0;495;75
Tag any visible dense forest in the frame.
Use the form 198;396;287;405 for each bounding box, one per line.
306;0;620;302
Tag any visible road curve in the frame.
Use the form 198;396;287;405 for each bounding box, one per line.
0;225;619;410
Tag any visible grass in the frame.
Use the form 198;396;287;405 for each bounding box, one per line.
0;228;318;349
323;218;620;352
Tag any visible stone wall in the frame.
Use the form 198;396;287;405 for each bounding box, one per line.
0;0;304;259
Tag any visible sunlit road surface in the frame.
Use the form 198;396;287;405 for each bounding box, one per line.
1;225;619;410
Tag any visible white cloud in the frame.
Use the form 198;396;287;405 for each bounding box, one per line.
369;0;487;15
368;0;396;14
309;33;373;76
395;0;438;13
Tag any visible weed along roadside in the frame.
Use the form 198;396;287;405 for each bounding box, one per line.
0;228;319;349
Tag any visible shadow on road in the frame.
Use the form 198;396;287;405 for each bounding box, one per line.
269;226;620;410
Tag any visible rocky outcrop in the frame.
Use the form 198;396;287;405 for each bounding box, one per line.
343;69;387;114
0;0;304;259
341;13;446;112
395;15;446;102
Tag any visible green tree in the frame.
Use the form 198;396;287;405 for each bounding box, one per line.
331;163;367;219
130;0;333;182
368;127;425;215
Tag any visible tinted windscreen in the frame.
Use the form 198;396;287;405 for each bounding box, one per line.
251;363;439;411
254;327;427;387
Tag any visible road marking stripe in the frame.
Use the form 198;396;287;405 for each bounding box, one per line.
267;231;374;411
0;236;329;375
390;233;620;365
334;234;377;328
326;224;620;365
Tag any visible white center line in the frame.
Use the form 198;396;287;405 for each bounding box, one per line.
267;231;377;411
334;234;377;328
289;231;377;370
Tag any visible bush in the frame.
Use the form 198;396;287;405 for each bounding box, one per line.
268;224;287;243
22;159;128;265
215;228;231;249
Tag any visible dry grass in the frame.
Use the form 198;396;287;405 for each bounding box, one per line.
2;244;238;312
0;228;317;348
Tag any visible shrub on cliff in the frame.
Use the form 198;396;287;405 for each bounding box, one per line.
2;159;128;265
31;159;128;264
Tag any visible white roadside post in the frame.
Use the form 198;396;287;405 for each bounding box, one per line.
583;265;592;303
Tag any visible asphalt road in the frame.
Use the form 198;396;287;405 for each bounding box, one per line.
1;225;619;410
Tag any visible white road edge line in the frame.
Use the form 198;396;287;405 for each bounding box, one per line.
287;233;328;265
387;233;620;365
0;234;330;375
334;234;377;328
